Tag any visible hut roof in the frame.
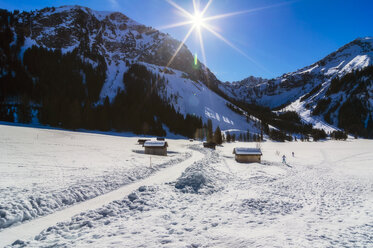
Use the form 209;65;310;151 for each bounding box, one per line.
233;147;262;155
143;141;168;148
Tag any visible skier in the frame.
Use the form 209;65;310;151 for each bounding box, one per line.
292;152;294;157
282;155;286;164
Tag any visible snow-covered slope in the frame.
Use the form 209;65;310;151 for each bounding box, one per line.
141;63;259;131
221;37;373;108
221;37;373;135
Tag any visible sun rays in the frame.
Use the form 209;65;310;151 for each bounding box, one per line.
162;0;255;69
161;0;294;72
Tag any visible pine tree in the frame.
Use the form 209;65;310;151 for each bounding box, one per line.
69;99;82;130
213;126;223;145
207;119;213;142
226;132;231;143
17;96;32;123
260;128;264;141
367;115;373;138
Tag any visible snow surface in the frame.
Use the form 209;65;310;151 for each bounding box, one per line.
139;63;259;132
233;147;262;155
282;98;338;133
0;124;372;247
143;141;167;147
0;124;192;230
99;60;128;102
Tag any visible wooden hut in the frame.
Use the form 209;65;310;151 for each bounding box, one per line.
203;142;216;149
233;148;262;163
138;139;150;145
143;141;168;156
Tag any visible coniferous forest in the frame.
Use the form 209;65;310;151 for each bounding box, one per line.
0;44;202;137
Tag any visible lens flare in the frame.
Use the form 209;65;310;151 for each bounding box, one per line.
162;0;294;71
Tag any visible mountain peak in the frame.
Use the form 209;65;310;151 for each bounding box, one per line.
355;36;373;41
38;5;135;24
220;37;373;108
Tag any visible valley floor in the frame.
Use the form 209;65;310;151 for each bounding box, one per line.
0;124;372;247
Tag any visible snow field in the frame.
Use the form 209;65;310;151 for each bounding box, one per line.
6;136;372;247
142;63;259;132
0;124;192;230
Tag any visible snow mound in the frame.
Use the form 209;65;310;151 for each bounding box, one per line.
175;145;230;194
175;170;208;193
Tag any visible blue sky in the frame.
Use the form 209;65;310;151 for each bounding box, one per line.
1;0;372;82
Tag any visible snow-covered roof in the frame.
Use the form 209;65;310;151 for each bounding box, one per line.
143;141;168;148
233;148;262;155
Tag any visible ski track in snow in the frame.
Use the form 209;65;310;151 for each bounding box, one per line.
0;125;193;233
0;145;204;247
1;125;372;247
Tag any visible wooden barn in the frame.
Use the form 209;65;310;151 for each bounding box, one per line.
233;148;262;163
143;141;168;156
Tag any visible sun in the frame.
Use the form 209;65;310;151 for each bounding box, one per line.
161;0;253;69
161;0;292;70
191;12;203;28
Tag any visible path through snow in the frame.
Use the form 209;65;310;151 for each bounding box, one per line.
5;140;372;247
1;125;372;247
0;146;204;247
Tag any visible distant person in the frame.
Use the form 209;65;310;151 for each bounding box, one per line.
282;155;286;164
292;152;294;157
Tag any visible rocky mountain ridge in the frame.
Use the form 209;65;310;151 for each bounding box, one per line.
220;37;373;137
11;5;222;100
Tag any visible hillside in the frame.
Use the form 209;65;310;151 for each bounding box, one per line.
221;37;373;137
0;6;258;137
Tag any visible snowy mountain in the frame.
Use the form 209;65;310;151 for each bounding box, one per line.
1;5;372;137
0;6;257;135
221;37;373;137
14;5;222;98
